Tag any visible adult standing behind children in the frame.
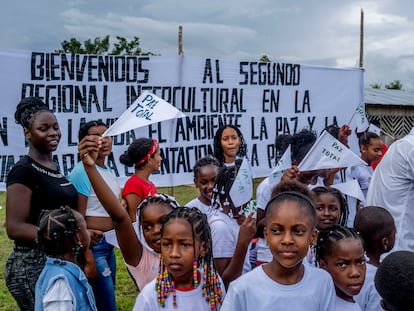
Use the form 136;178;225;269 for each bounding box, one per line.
213;124;247;167
120;138;161;222
366;128;414;252
5;97;78;310
67;120;120;311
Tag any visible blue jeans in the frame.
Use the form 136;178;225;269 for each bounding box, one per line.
92;237;117;311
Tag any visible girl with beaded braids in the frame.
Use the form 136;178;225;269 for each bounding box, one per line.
120;137;161;222
5;97;78;310
77;132;179;290
35;206;97;311
134;207;225;311
213;124;247;167
316;225;366;311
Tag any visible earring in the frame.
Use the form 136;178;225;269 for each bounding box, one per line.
193;260;198;288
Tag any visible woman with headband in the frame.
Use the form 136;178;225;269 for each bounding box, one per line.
120;138;162;222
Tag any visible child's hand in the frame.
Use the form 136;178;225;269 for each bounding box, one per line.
281;166;299;182
88;229;103;246
78;135;102;166
239;212;257;242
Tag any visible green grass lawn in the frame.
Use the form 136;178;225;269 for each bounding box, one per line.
0;180;262;310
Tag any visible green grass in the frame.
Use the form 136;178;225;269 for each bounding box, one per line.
0;180;263;310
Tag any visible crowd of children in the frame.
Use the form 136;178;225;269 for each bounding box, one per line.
5;97;413;311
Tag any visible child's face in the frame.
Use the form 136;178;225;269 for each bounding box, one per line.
264;201;317;270
161;218;204;288
140;203;173;253
315;193;341;230
89;125;112;159
361;138;383;164
194;164;219;205
148;148;162;172
319;238;366;302
220;127;241;163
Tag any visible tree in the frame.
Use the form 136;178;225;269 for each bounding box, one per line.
385;80;402;90
55;35;157;55
370;83;381;89
260;54;271;62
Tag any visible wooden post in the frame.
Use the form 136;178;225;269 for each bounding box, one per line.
178;25;184;55
359;8;364;68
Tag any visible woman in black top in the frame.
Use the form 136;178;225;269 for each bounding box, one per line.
5;97;78;310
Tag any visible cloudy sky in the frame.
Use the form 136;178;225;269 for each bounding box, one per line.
1;0;413;90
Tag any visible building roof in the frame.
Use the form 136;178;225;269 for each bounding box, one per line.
365;88;414;106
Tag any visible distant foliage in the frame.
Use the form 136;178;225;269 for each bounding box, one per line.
370;83;381;89
55;35;157;56
385;80;402;90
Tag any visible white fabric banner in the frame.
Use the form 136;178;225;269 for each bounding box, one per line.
269;145;291;185
0;49;364;190
103;91;186;137
229;157;253;207
298;131;367;171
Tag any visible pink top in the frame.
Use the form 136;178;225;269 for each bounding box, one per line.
125;246;159;290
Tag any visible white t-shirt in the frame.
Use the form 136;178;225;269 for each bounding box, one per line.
366;128;414;252
335;296;362;311
355;263;381;311
133;274;226;311
42;278;75;311
208;211;251;273
351;164;373;208
221;264;335;311
185;197;211;215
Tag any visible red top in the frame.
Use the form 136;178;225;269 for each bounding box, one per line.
371;143;388;170
122;174;157;200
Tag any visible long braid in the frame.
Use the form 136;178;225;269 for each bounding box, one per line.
315;224;365;263
156;207;223;310
211;165;239;217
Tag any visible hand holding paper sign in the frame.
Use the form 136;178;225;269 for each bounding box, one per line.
102;91;186;137
298;131;367;171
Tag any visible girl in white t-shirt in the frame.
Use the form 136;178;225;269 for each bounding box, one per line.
221;190;336;311
134;207;225;311
316;225;366;311
186;155;220;215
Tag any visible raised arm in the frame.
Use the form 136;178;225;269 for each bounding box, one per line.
78;135;143;266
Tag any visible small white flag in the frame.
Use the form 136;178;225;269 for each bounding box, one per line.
298;131;367;171
354;102;369;133
103;91;186;137
229;157;253;207
331;179;365;203
269;145;292;185
368;123;381;135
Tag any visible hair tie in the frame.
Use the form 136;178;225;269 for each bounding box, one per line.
135;139;158;166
